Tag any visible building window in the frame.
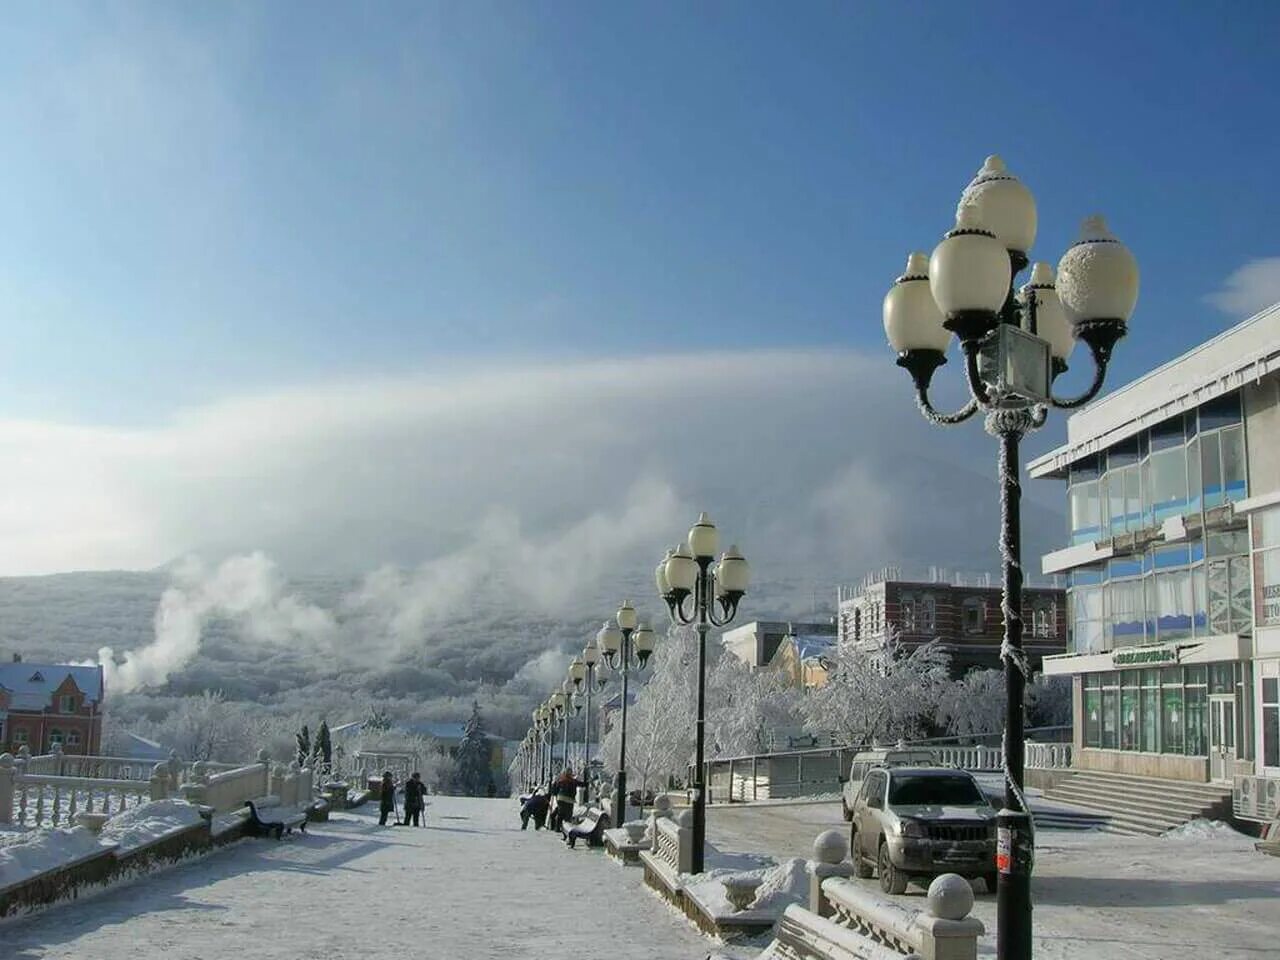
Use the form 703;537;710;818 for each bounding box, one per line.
1085;666;1216;756
49;729;64;746
1161;668;1184;753
853;608;861;643
899;592;937;635
1069;458;1103;546
1253;507;1280;626
60;694;77;714
67;731;82;746
13;728;28;744
962;598;986;634
1140;669;1160;751
1263;674;1278;769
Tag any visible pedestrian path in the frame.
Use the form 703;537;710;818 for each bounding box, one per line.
1;797;714;960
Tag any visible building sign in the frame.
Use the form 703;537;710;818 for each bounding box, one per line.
1263;583;1280;625
1113;645;1178;667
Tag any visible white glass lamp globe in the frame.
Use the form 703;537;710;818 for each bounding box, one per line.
928;205;1012;318
655;550;672;596
1020;262;1075;363
665;542;698;592
569;657;587;685
716;545;750;594
1056;215;1139;324
688;512;719;560
884;252;950;354
633;624;655;656
582;641;600;667
616;599;638;632
956;155;1037;255
570;691;583;713
597;620;622;657
551;691;566;713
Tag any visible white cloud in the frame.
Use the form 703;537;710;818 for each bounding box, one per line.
1205;257;1280;317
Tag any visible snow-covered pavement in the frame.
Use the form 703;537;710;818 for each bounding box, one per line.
1;797;714;960
707;800;1280;959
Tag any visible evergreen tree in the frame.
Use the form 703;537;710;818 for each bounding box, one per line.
452;701;492;796
296;725;311;767
364;706;392;732
315;720;332;769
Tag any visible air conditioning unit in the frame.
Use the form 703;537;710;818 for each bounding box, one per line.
1233;775;1280;822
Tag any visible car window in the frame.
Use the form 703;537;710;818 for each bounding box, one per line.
862;773;884;808
887;774;985;806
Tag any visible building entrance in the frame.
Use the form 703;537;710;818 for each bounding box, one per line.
1210;695;1237;782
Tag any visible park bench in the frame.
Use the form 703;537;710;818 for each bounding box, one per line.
243;797;308;840
562;806;609;849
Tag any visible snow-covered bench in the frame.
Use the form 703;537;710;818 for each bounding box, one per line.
562;806;608;849
243;798;307;840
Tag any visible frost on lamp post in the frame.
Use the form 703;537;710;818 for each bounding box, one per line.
601;601;656;826
884;155;1138;960
657;513;750;875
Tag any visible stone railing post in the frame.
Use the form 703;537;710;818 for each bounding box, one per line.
269;762;285;800
675;808;694;874
258;749;272;797
150;762;171;801
808;829;854;918
167;750;183;785
0;753;14;824
180;760;210;806
50;741;64;775
284;761;300;807
913;875;984;960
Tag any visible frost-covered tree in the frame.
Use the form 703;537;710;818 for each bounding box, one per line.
937;669;1006;739
167;690;262;762
800;629;950;745
1027;673;1071;728
706;653;803;757
452;701;493;796
314;720;332;770
295;724;311;767
363;705;392;732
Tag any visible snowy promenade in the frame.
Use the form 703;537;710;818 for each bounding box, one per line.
707;800;1280;960
0;797;713;960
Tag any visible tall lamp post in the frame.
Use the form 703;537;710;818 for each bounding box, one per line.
570;651;596;783
657;513;749;875
883;155;1137;960
598;602;655;825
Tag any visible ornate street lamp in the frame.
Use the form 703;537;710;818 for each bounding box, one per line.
884;155;1137;960
657;512;749;874
575;642;603;792
599;601;655;825
550;688;570;775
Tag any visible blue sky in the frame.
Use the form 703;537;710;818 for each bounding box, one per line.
1;2;1277;425
1;3;1279;579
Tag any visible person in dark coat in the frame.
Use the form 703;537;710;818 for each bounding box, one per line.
549;768;580;832
520;790;550;830
378;771;397;826
403;771;426;827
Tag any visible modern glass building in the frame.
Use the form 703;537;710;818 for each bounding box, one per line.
1029;303;1280;816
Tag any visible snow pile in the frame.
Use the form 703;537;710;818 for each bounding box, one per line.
1162;819;1252;845
0;827;104;890
684;855;808;917
98;799;205;854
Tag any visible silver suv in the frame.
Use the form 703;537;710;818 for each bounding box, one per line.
848;766;997;895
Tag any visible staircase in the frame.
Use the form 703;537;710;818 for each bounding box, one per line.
1043;770;1233;836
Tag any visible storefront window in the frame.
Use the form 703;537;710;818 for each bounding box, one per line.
1120;676;1139;750
1185;666;1207;756
1162;667;1184;754
1263;675;1279;769
1141;670;1160;751
1102;677;1119;749
1084;674;1102;748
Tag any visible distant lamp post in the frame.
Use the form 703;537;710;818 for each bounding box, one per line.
578;643;602;788
600;601;655;824
551;688;571;774
657;512;749;874
884;155;1137;960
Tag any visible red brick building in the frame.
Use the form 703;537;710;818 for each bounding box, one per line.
836;568;1066;675
0;658;105;756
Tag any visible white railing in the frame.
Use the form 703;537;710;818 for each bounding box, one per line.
820;875;984;960
1025;741;1073;770
933;745;1002;771
10;773;155;829
653;814;693;875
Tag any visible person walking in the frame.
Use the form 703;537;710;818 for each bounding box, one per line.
549;768;579;833
404;771;427;827
520;789;549;830
378;771;397;826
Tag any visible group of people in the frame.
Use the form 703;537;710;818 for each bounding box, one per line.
378;770;429;827
519;767;584;833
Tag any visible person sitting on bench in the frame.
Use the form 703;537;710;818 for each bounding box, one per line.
520;790;550;830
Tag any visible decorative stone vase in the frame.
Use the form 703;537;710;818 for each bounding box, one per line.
722;874;763;913
75;812;110;835
623;821;647;844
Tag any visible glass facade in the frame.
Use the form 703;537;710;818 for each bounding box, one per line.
1067;394;1246;546
1083;662;1245;757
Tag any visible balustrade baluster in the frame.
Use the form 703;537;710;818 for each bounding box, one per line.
35;788;45;828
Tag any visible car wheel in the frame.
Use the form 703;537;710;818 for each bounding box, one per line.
984;872;999;894
878;840;908;895
850;829;873;879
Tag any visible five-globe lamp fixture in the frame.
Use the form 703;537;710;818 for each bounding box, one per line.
656;513;749;875
883;155;1137;960
598;600;656;826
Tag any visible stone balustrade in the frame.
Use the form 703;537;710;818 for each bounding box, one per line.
932;745;1002;772
0;752;162;829
652;811;693;875
1025;741;1072;770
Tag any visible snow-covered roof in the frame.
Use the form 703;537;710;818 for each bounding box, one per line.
1029;302;1280;479
0;662;103;710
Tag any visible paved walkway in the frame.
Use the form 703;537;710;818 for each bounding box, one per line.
707;800;1280;960
2;797;713;960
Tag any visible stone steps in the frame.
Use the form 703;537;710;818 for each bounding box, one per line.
1043;770;1232;837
